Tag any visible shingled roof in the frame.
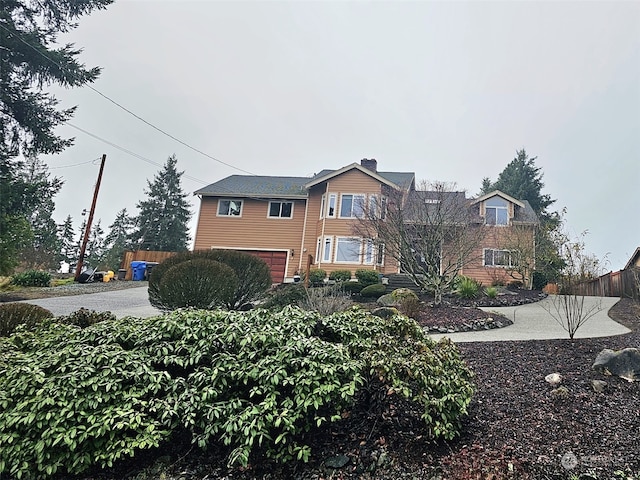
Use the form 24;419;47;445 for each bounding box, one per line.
194;175;309;198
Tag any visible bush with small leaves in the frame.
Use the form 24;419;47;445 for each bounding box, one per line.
308;269;326;286
355;269;380;287
329;270;352;282
342;281;364;295
456;276;481;299
149;249;271;310
360;283;387;298
58;308;116;328
262;283;307;309
0;303;54;337
155;259;239;311
10;270;51;287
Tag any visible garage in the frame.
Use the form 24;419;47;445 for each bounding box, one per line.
241;250;288;283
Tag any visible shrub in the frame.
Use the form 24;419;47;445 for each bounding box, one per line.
360;283;387;298
355;269;380;287
10;270;51;287
391;288;418;302
300;285;353;315
0;302;54;337
58;308;116;328
484;286;498;299
149;250;271;310
329;269;352;282
307;269;326;286
342;281;364;295
0;307;474;478
155;259;239;311
398;296;422;318
262;283;307;309
456;276;481;299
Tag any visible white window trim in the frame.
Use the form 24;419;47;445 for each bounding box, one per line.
317;236;333;263
217;199;243;217
320;194;326;219
339;193;366;219
334;236;363;264
327;193;337;218
267;200;294;219
483;248;517;268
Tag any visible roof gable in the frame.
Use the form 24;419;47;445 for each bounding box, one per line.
305;163;411;190
624;247;640;270
472;190;525;208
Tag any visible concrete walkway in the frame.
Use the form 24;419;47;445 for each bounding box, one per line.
21;286;162;319
429;296;630;343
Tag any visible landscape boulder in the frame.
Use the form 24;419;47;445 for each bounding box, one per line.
592;348;640;382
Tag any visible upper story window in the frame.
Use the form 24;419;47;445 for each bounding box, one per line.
485;196;509;225
320;193;337;219
340;194;365;218
218;199;242;217
268;201;293;218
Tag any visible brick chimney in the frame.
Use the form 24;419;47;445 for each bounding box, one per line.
360;158;377;172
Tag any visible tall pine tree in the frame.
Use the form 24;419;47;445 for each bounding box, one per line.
17;157;63;269
0;0;112;273
102;208;134;271
130;155;192;251
57;215;76;268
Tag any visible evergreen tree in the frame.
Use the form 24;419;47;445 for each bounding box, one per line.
0;0;112;273
17;157;63;269
74;218;87;270
57;215;76;268
480;149;555;220
130;155;192;251
85;219;106;268
1;0;112;159
102;208;134;271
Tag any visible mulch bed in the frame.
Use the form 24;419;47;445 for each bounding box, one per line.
10;285;639;479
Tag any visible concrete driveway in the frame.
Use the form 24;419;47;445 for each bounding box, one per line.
21;286;162;319
429;296;630;342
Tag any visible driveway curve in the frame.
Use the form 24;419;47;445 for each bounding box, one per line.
429;296;630;342
20;286;161;319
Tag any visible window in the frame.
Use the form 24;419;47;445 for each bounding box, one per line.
320;195;326;219
268;201;293;218
364;239;375;264
484;249;517;267
376;243;385;266
218;199;242;216
485;197;509;225
317;236;333;263
340;194;365;218
327;193;336;218
335;237;362;263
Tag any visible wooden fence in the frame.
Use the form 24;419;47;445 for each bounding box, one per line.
119;251;177;280
574;268;639;300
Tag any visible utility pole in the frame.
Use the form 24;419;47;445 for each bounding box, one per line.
74;154;106;281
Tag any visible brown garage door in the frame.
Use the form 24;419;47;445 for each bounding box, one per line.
242;250;287;283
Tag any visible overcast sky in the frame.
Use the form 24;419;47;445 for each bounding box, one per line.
45;0;639;270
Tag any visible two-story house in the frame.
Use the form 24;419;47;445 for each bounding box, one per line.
193;159;538;286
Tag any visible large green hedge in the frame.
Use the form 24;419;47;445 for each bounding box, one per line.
148;249;272;310
0;307;474;479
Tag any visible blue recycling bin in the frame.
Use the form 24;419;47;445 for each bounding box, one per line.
131;261;147;281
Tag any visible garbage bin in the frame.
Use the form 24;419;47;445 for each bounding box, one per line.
131;261;147;281
117;269;127;281
145;262;159;280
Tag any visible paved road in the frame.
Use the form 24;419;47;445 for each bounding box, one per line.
21;286;162;319
429;296;630;343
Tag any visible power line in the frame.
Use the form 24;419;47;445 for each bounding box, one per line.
49;157;101;169
0;21;257;176
66;123;209;186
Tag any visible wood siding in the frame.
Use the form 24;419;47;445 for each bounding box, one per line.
193;197;305;279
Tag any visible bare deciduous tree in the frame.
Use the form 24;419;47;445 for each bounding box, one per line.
354;181;486;305
541;230;607;339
